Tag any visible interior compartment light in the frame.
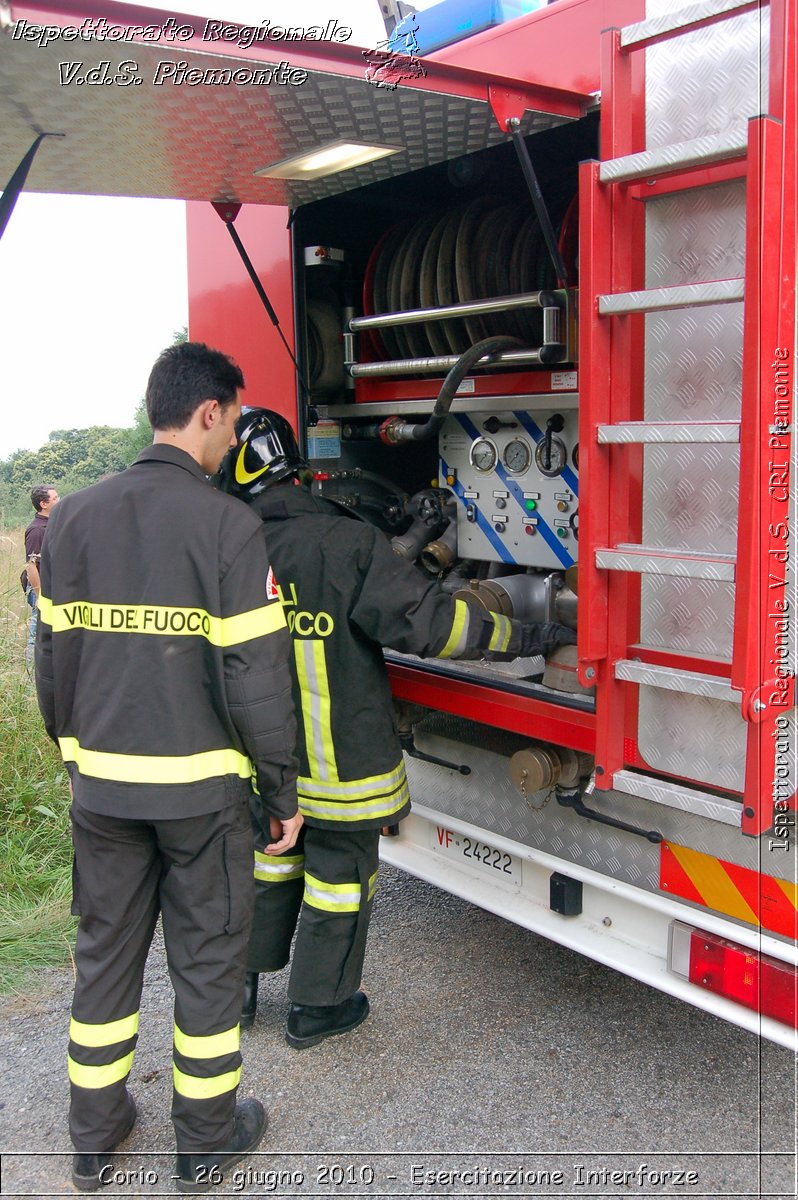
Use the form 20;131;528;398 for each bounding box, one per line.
669;921;797;1029
255;141;402;181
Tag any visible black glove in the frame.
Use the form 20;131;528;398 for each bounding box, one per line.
518;622;577;657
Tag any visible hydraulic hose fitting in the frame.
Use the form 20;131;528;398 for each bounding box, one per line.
379;416;411;445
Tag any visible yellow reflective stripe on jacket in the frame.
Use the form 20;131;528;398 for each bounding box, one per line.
294;638;338;783
173;1024;239;1060
37;596;285;646
299;777;410;823
70;1012;139;1047
488;613;513;652
254;851;305;883
303;871;362;913
58;738;252;785
68;1051;135;1090
298;761;406;801
173;1065;241;1100
437;598;470;658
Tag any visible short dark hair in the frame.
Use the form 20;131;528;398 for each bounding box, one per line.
145;342;245;431
31;484;55;512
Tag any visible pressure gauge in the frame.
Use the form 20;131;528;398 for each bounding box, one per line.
534;435;568;478
502;437;532;475
469;437;498;473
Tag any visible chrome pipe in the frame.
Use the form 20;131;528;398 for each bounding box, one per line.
350;348;544;378
349;291;561;331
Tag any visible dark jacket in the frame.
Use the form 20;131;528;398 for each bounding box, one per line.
21;511;48;592
252;483;515;831
35;444;297;821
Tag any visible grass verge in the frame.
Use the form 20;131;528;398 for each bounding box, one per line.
0;529;76;994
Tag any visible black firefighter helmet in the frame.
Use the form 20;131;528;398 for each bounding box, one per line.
220;407;307;501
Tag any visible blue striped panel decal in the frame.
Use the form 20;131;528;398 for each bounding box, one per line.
454;415;574;569
439;457;517;565
515;411;580;496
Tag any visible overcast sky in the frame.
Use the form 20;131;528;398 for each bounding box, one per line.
0;0;388;460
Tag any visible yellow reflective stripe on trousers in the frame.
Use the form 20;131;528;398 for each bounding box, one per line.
68;1051;135;1090
368;869;378;902
437;598;470;658
70;1012;139;1047
58;738;252;785
299;776;410;823
173;1065;241;1100
254;851;304;882
294;639;338;783
488;613;513;652
173;1024;239;1059
303;871;361;913
37;595;285;646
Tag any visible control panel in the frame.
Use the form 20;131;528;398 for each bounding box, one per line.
439;409;579;570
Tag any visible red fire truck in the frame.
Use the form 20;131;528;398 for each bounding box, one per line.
2;0;795;1047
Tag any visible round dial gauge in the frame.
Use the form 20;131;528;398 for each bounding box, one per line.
502;437;532;475
469;437;498;473
534;435;568;478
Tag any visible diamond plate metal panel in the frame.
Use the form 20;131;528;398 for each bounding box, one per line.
645;181;747;290
642;445;740;554
407;715;774;891
640;576;736;658
640;183;745;710
644;306;744;422
644;6;769;150
637;685;747;791
0;39;568;203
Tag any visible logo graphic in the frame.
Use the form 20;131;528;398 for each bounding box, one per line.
235;445;270;485
266;566;280;601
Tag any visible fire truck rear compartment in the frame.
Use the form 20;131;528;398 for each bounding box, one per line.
290;115;595;707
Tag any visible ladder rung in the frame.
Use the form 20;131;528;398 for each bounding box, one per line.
621;0;758;49
612;770;741;827
600;131;747;184
595;545;736;581
599;279;744;316
615;660;742;703
597;421;740;444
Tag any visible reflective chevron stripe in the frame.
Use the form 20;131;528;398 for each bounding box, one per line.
660;842;798;938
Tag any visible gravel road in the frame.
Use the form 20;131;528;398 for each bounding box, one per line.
1;866;795;1199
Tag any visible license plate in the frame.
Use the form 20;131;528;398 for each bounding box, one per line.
432;825;522;885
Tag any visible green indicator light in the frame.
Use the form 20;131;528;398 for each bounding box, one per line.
557;528;567;539
525;499;537;511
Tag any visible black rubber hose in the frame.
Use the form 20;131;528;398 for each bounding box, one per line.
409;336;523;441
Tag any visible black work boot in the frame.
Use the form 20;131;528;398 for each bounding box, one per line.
240;972;259;1030
71;1093;137;1191
175;1098;267;1193
285;991;369;1050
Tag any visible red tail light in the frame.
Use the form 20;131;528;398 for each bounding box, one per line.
670;922;797;1029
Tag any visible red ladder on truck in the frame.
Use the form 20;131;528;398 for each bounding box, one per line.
579;0;795;837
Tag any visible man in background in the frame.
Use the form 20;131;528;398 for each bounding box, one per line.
35;344;301;1193
22;483;58;666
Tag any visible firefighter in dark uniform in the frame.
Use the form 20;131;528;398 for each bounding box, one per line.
219;409;575;1049
35;347;301;1193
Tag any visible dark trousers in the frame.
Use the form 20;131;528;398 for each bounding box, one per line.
248;824;379;1007
68;797;254;1153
